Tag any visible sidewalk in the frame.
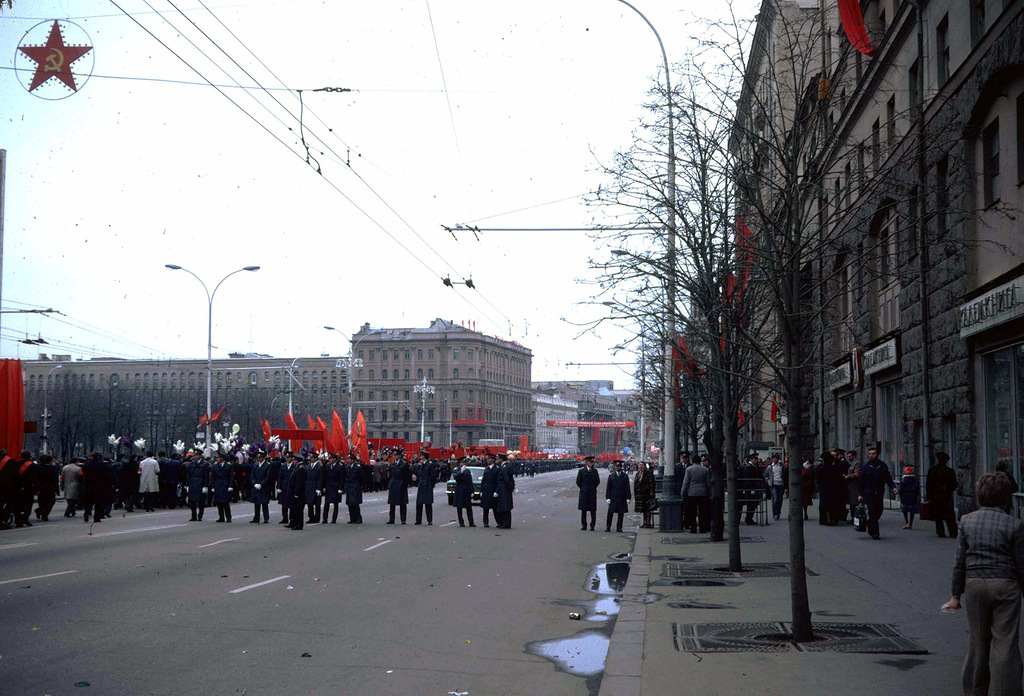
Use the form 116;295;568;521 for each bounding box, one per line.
601;507;990;696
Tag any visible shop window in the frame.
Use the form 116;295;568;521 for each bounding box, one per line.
875;381;903;480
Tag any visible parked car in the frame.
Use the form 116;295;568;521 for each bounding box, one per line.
446;466;484;506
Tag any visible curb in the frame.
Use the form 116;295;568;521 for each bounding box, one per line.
598;526;652;696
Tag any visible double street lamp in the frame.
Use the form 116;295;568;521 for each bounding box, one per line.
324;326;368;427
41;363;62;454
165;264;260;453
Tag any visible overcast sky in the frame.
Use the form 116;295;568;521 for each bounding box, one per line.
1;0;729;388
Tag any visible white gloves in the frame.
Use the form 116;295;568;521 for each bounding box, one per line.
338;490;342;495
202;487;208;494
228;487;234;493
493;493;498;498
606;499;611;504
254;483;262;490
316;490;321;497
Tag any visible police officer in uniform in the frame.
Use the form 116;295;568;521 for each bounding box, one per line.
277;453;295;525
287;456;308;530
344;452;364;523
495;453;516;529
414;450;439;525
480;452;499;528
605;460;632;532
306;454;325;524
250;451;272;523
387;453;412;524
185;452;210;521
321;453;343;524
451;455;476;527
576;454;600;531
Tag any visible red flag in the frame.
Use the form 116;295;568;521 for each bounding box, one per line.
837;0;877;55
307;414;316;431
645;424;651;438
316;416;332;453
591;425;601;449
738;409;745;427
770;395;779;422
332;411;349;458
198;413;208;427
209;406;225;423
518;435;528;453
284;412;301;452
261;419;273;443
355;411;369;463
614;428;622;446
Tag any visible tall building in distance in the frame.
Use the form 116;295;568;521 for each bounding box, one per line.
20;318;533;457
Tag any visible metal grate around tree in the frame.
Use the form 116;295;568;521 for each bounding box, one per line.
673;622;927;654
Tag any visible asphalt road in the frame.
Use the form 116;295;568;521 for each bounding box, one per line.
0;468;633;696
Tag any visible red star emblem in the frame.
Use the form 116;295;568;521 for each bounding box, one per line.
18;20;92;92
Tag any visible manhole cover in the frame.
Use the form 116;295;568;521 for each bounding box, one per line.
661;562;807;579
673;622;927;654
662;536;766;544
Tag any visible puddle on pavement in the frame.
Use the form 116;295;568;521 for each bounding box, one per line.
668;600;736;610
609;552;632;561
525;628;611;679
586;562;630;595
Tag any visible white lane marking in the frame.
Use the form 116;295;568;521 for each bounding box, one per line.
83;524;188;538
364;540;393;551
198;537;240;548
440;521;457;527
0;570;78;585
0;542;38;551
378;510;389;514
229;575;291;594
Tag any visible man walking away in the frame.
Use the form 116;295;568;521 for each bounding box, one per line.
34;454;59;521
605;460;632;533
139;451;160;512
576;455;600;531
344;453;364;523
681;455;712;533
287;457;307;530
927;452;959;538
61;457;83;518
185;453;210;521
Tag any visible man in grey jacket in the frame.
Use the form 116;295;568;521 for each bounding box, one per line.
681;456;711;533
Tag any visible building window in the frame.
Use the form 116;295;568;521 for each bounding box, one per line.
873;207;901;335
428;349;434;359
402;369;409;379
467;348;474;360
417;369;424;379
404;350;410;360
393;409;399;421
428;409;434;421
857;144;866;187
453;407;460;420
393;351;399;360
110;374;119;388
404;390;411;401
453;348;460;360
381;410;388;422
403;410;410;422
358;350;364;359
970;0;985;45
453;368;460;379
983;118;1000;207
382;351;388;361
468;389;473;401
368;409;375;421
393;369;399;380
428;368;434;379
453;389;459;400
417;349;423;359
369;350;375;362
937;15;950;84
369;370;375;380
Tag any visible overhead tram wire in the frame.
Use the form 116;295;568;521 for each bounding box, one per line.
111;1;518;337
185;0;524;336
424;0;461;157
460;194;587;224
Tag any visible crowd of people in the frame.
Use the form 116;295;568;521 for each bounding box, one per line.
0;446;531;532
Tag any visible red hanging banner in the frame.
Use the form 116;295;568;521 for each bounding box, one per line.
0;360;25;457
837;0;877;55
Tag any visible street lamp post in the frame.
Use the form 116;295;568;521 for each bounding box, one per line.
41;363;62;454
324;326;368;427
165;264;260;453
414;377;435;444
613;0;681;531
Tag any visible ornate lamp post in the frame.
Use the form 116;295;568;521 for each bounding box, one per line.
414;377;435;444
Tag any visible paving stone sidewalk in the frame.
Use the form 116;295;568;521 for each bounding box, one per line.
599;507;1002;696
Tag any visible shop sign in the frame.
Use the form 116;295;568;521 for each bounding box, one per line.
826;361;852;391
959;276;1024;339
863;338;899;376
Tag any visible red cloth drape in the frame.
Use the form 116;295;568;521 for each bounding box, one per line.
331;411;349;458
284;412;302;452
837;0;877;55
0;360;24;457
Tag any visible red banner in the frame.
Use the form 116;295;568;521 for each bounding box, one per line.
546;420;635;428
837;0;877;55
0;360;24;457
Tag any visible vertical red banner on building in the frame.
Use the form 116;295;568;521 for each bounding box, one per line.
0;360;25;457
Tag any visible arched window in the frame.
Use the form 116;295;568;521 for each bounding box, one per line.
248;371;258;386
110;374;120;388
369;370;375;380
404;369;410;379
453;368;460;379
468;368;475;378
225;371;232;384
273;371;281;386
29;375;36;390
89;373;96;388
189;372;197;387
428;368;435;379
417;369;424;379
144;373;151;387
393;369;399;380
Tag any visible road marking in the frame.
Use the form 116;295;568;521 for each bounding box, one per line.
0;542;38;551
440;521;457;527
83;523;188;538
0;570;78;586
198;537;240;548
364;540;393;551
229;575;291;594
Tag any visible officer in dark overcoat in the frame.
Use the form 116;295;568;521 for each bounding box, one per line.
344;453;364;523
576;455;600;531
250;451;272;523
322;453;344;524
387;453;412;524
495;453;516;529
480;453;499;528
34;454;60;522
185;453;210;521
605;460;632;532
414;450;439;525
210;452;234;522
287;457;308;530
305;455;325;523
81;453;115;523
277;453;294;525
451;455;475;527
